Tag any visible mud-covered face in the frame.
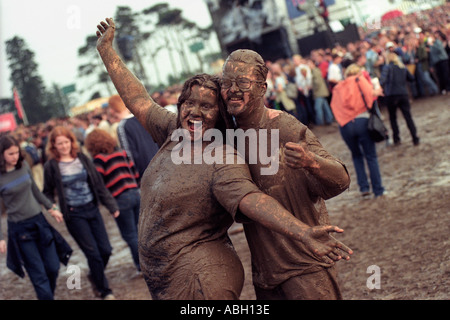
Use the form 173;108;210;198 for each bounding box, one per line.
180;85;220;141
221;61;266;117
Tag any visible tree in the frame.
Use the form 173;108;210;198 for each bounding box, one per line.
142;3;181;82
76;3;222;97
140;30;164;85
78;35;114;96
47;83;70;118
5;36;58;124
114;6;150;88
157;8;192;75
143;4;222;80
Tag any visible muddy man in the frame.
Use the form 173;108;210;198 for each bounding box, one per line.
221;49;352;300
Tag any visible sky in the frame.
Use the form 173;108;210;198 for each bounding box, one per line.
0;0;215;100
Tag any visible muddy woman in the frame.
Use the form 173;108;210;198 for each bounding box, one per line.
96;18;351;300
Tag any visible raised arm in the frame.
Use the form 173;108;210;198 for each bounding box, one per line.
239;193;352;264
96;18;155;127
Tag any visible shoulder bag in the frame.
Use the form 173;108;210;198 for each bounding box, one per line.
355;77;388;142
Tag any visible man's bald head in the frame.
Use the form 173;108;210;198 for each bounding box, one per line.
224;49;268;81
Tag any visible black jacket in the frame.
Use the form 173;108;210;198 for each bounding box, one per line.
43;152;119;220
380;63;415;96
117;116;159;181
7;213;72;278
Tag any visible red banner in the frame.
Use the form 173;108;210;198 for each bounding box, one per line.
0;113;18;132
13;87;24;120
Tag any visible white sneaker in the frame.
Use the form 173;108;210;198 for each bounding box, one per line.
375;190;389;198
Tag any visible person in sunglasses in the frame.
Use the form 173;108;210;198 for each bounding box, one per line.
221;49;352;300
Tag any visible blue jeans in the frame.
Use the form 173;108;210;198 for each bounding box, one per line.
314;97;334;125
13;214;60;300
339;118;385;196
65;202;112;298
115;188;140;270
416;63;439;96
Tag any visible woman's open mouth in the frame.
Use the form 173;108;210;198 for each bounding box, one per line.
187;120;203;132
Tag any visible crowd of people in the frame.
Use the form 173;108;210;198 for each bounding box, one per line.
0;4;448;300
263;3;449;128
0;91;163;299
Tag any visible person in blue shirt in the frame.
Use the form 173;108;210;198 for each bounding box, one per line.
0;134;71;300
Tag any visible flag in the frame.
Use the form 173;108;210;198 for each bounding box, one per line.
13;87;28;125
0;113;17;132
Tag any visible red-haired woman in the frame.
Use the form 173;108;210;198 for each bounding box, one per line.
43;126;119;300
85;128;141;272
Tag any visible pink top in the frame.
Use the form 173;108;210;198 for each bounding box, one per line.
330;76;374;127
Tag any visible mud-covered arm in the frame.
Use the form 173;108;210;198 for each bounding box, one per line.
96;18;156;131
212;149;351;263
284;127;350;199
238;193;352;263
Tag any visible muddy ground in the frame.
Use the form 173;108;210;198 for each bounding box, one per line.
1;94;448;300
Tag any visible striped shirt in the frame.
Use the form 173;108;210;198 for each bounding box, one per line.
92;150;139;198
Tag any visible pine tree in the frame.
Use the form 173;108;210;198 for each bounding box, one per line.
5;36;58;124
